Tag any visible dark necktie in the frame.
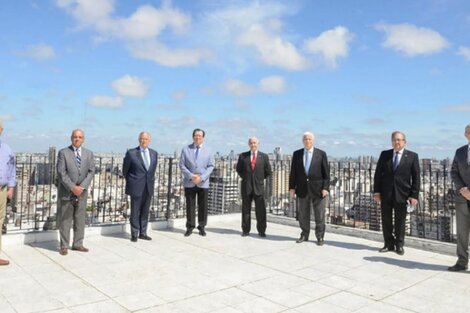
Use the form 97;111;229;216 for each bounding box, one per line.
76;149;81;169
195;146;200;160
393;151;399;171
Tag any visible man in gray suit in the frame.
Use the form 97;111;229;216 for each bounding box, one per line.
57;129;95;256
123;132;158;242
179;128;215;237
449;124;470;272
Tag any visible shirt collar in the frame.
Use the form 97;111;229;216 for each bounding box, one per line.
305;148;313;153
140;146;148;152
394;148;405;154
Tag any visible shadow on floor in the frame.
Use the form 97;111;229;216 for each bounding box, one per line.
29;240;60;252
364;256;450;271
205;227;296;241
326;240;379;252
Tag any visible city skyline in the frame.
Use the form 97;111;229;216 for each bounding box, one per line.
1;0;470;158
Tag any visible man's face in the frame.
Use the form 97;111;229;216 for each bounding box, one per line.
392;133;406;151
303;135;314;150
465;128;470;143
248;139;258;152
139;133;151;149
71;130;85;148
193;131;204;146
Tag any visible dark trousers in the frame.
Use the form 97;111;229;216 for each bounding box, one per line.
130;190;152;237
455;198;470;266
297;194;326;240
381;198;407;249
241;193;266;234
185;187;208;230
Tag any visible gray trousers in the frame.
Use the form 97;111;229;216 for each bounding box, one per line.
455;196;470;267
59;195;86;249
297;195;326;240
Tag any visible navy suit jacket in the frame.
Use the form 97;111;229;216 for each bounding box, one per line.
289;147;330;198
123;147;158;197
373;148;420;204
236;151;272;196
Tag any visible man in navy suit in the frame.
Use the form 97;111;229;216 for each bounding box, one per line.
123;132;158;242
374;131;420;255
289;132;330;245
448;124;470;272
236;137;272;237
179;128;215;237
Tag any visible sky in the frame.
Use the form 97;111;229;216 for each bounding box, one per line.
0;0;469;159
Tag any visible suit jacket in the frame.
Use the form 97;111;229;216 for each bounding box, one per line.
451;145;470;202
57;145;94;201
236;151;272;196
373;148;420;204
179;143;215;189
123;147;158;197
289;148;330;198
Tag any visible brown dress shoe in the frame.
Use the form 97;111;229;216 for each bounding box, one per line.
72;246;89;252
59;248;68;256
0;258;10;266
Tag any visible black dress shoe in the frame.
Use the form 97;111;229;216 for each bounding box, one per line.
241;232;249;237
139;235;152;240
317;238;325;246
447;264;468;272
379;246;394;253
184;230;192;237
396;246;404;255
131;236;137;242
199;228;206;237
296;236;307;243
259;233;266;238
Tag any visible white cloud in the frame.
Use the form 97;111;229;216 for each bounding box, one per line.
223;79;255;97
457;46;470;62
171;90;187;101
376;23;448;56
0;114;13;121
87;95;124;108
111;75;148;97
18;43;56;60
442;103;470;112
238;24;309;71
259;75;285;94
304;26;353;68
56;0;211;67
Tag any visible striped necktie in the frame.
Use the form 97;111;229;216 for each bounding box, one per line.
75;149;81;169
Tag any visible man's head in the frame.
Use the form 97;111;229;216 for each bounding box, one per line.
302;132;315;150
139;132;151;149
391;131;406;151
192;128;205;146
465;124;470;143
71;129;85;149
248;137;259;152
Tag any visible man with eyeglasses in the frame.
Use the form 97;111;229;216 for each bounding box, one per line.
373;131;420;255
448;124;470;272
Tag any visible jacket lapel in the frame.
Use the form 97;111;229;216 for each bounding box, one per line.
136;147;147;171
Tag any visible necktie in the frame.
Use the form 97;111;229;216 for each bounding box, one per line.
251;152;257;171
195;146;200;160
143;149;150;170
75;149;81;169
393;151;399;171
304;150;311;175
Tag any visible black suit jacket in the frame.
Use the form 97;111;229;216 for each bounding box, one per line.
236;151;272;196
451;145;470;196
373;149;420;204
123;147;158;197
289;148;330;198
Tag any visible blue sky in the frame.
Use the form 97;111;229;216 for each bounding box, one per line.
0;0;469;159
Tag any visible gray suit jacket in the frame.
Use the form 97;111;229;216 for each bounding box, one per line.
451;144;470;202
179;143;215;189
57;145;95;201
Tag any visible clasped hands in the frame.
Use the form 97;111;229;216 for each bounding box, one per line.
191;174;202;185
459;187;470;200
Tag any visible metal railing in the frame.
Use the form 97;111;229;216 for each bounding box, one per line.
3;155;456;243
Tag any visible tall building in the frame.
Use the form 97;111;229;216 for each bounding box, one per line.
207;167;240;214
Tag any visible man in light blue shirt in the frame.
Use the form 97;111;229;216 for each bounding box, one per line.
0;120;16;266
179;128;215;237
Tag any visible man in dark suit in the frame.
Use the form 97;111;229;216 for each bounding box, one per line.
373;131;420;256
123;132;158;242
289;132;330;245
57;129;95;256
448;124;470;272
236;137;272;237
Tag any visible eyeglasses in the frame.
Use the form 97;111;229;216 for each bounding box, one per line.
392;139;405;142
